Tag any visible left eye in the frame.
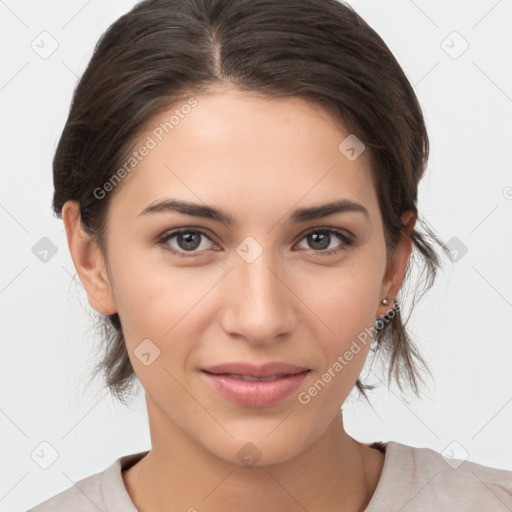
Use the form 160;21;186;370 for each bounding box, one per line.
296;228;352;253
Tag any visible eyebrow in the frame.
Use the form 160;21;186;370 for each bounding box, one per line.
138;198;370;224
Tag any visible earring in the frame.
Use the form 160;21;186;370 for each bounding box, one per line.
381;298;389;305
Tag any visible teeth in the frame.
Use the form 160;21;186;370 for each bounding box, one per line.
226;373;286;382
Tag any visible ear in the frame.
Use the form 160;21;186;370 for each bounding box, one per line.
62;201;117;315
377;210;416;318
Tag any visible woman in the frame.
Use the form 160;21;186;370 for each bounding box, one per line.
29;0;512;510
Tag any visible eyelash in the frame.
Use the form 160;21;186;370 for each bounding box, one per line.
156;227;355;258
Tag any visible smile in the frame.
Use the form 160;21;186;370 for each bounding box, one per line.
201;368;310;407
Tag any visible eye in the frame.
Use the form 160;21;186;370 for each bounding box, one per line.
157;228;216;257
157;226;355;258
295;228;353;255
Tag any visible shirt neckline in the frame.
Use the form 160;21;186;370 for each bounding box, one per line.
101;441;408;511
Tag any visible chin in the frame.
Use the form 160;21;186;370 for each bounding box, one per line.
201;427;313;468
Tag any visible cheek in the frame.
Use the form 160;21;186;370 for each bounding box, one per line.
106;245;224;365
107;243;192;327
300;259;383;379
304;258;382;333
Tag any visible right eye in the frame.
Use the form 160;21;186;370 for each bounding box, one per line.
157;228;216;257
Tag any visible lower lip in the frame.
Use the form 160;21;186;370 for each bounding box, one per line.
201;370;310;407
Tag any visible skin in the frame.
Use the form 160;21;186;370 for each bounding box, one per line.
63;86;416;512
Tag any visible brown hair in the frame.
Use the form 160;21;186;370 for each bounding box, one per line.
53;0;450;405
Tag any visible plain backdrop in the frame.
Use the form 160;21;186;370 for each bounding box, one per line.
1;0;511;510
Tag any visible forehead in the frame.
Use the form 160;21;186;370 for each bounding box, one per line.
109;88;379;223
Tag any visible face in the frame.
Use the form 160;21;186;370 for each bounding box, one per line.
67;86;413;466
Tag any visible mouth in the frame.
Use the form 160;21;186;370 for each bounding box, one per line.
204;373;297;382
202;361;310;378
200;362;311;407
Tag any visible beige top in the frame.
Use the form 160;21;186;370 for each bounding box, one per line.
28;441;512;511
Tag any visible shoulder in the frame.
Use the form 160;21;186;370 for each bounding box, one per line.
367;441;512;511
28;451;148;512
28;470;105;511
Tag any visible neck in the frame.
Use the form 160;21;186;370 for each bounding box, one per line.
123;400;384;512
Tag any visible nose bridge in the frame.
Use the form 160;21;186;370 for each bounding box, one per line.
222;241;295;343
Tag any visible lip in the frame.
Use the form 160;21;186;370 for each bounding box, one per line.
201;362;310;407
202;362;309;377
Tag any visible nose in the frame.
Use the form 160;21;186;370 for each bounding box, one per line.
219;248;298;345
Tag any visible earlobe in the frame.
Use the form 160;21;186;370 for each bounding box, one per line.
400;210;417;234
61;201;117;316
377;210;417;318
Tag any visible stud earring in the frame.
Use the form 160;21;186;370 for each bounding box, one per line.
381;298;389;305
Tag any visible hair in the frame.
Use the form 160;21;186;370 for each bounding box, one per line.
53;0;450;405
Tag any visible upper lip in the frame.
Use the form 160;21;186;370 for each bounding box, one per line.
201;362;310;378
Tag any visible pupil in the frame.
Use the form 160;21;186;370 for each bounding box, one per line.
309;232;330;250
178;232;201;250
